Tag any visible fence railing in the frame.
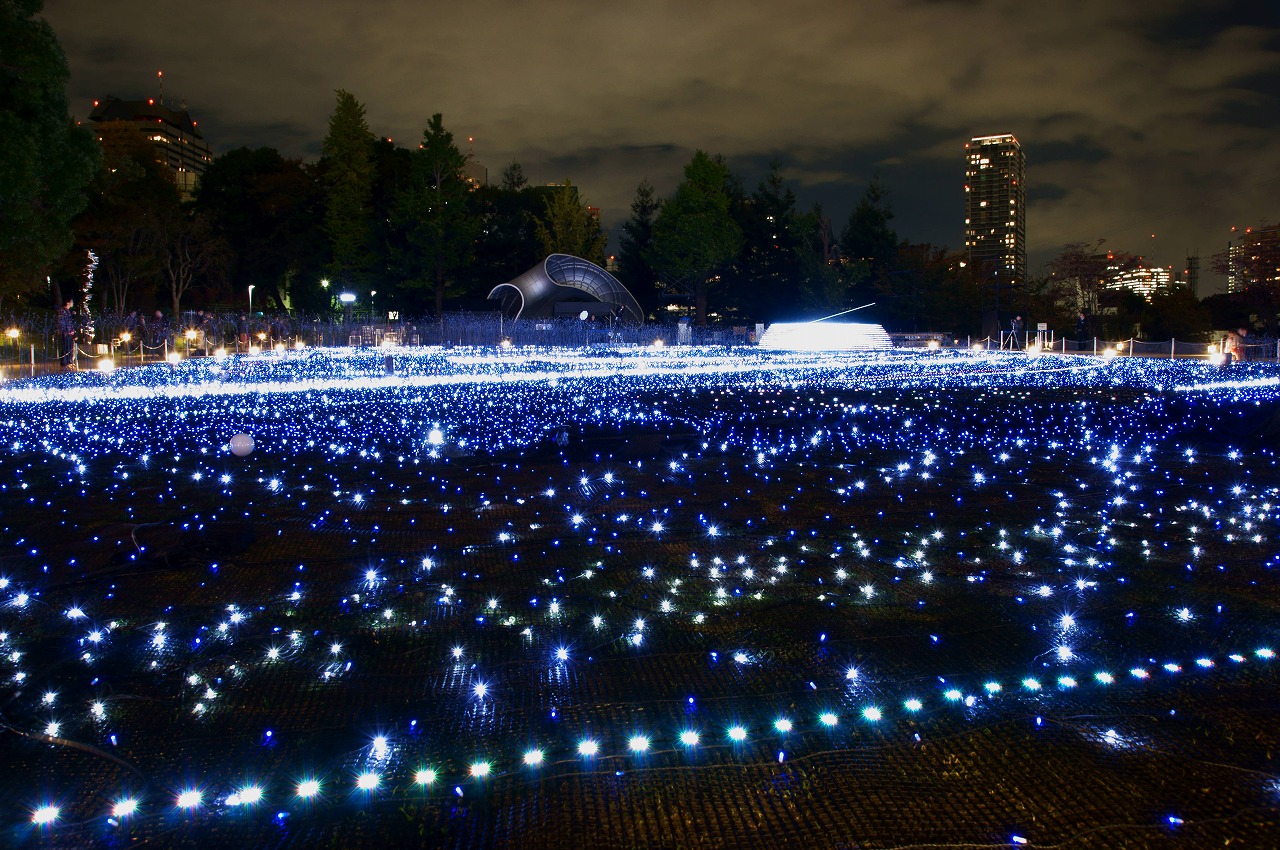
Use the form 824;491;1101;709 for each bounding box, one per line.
2;310;1275;380
939;334;1278;361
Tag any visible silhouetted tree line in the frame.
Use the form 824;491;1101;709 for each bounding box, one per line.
0;6;1263;344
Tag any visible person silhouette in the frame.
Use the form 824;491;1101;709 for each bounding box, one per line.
56;299;77;369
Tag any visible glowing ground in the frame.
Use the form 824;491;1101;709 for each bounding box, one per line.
1;347;1278;848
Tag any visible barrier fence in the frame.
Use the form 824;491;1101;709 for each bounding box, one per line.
0;311;1274;379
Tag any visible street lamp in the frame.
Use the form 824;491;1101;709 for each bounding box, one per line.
248;284;255;316
370;290;377;321
338;292;356;330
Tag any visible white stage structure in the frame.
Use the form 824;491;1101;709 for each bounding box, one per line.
756;321;892;351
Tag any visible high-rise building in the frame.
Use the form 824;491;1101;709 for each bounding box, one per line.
1226;224;1280;294
964;134;1026;289
88;95;213;197
1182;255;1200;297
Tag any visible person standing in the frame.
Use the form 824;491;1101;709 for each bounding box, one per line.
56;299;77;369
1010;315;1025;349
1076;312;1089;349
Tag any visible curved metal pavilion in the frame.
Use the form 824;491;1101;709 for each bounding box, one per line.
488;254;644;325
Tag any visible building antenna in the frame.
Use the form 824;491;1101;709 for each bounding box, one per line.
157;70;163;106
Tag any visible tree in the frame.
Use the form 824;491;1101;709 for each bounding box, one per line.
464;165;544;294
729;160;803;322
1046;241;1114;315
1019;272;1080;341
1143;285;1210;342
616;180;661;320
157;209;229;317
1097;287;1145;340
74;121;178;313
500;161;528;192
839;177;899;298
395;113;476;316
320;90;375;292
196;147;323;313
367;137;413;313
873;243;973;333
534;180;607;265
1200;291;1254;334
0;0;100;307
650;151;742;325
792;203;845;315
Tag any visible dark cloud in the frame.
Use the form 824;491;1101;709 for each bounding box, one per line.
44;0;1280;291
1142;1;1280;50
1029;141;1112;167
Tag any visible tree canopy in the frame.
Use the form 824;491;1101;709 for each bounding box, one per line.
650;150;741;324
617;180;660;320
0;0;99;306
196;147;322;313
320;90;375;291
396;113;476;316
534;180;607;266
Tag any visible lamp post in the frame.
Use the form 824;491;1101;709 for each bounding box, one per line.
248;284;255;316
370;290;377;322
339;292;356;330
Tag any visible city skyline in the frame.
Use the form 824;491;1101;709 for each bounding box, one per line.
45;0;1280;293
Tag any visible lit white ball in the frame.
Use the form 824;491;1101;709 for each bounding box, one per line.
229;433;255;457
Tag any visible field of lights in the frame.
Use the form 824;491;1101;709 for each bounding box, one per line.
1;346;1278;848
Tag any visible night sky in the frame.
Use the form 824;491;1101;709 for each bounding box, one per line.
45;0;1280;292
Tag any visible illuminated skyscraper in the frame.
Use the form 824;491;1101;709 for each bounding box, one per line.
1226;224;1280;294
965;134;1026;292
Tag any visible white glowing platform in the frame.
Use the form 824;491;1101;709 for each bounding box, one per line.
756;322;892;351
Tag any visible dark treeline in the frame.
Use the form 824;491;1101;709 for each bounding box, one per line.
2;0;1271;341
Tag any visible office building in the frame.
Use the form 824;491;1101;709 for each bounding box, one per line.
88;95;213;197
1226;224;1280;294
1103;255;1171;300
